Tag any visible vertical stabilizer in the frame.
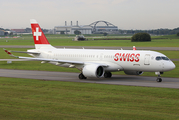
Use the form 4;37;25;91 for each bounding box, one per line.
30;19;54;49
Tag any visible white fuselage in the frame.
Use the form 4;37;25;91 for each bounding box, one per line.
28;47;175;73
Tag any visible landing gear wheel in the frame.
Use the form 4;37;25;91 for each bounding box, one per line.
104;72;112;78
79;73;86;79
155;72;163;82
156;78;162;82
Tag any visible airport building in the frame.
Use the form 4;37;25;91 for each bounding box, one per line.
89;21;119;34
54;21;119;34
54;21;92;34
93;26;119;34
11;29;26;34
0;30;4;35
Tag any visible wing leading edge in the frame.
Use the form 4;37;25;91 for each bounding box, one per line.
3;49;108;67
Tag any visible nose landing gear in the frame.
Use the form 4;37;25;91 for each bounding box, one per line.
155;72;163;82
156;77;162;82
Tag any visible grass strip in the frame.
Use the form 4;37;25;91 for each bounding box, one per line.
0;77;179;119
1;35;179;47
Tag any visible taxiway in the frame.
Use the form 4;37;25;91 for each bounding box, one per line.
0;69;178;89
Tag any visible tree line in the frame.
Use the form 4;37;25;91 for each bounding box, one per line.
1;27;179;36
119;27;179;35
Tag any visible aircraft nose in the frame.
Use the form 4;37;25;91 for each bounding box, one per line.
171;62;176;70
165;61;176;71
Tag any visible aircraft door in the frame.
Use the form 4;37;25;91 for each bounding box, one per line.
144;54;150;65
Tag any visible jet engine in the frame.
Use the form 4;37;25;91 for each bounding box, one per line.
82;64;104;78
124;70;143;75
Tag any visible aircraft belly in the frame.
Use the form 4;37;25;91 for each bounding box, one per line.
49;62;71;67
104;63;123;72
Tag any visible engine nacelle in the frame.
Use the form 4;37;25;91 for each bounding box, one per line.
124;70;143;75
82;64;104;78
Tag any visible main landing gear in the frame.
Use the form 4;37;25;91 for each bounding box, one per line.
155;72;163;82
104;72;112;78
78;73;86;79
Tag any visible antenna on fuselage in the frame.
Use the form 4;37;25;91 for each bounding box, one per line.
133;46;136;50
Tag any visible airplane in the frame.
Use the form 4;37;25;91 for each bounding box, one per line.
4;19;176;82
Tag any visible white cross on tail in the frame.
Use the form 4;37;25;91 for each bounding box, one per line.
34;27;42;41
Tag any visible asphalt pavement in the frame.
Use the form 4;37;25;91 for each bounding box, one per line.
0;69;178;89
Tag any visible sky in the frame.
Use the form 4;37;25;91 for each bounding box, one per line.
0;0;179;30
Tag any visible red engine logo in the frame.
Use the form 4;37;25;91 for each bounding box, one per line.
114;53;140;62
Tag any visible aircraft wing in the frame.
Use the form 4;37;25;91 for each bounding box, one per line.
4;49;108;66
18;57;108;67
18;56;108;67
0;59;32;61
4;49;84;64
19;56;85;64
9;50;40;55
4;48;40;56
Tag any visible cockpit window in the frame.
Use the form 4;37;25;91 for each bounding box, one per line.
161;56;170;60
156;56;170;61
156;56;162;60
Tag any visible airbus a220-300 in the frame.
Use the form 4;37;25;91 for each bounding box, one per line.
4;19;176;82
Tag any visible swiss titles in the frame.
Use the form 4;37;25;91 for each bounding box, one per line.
114;53;140;62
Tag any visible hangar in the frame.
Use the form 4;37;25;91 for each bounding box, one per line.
54;20;119;34
54;21;92;34
0;30;4;35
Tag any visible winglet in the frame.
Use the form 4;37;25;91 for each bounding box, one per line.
3;48;19;58
4;48;12;55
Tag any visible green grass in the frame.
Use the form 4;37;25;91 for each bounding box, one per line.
0;77;179;119
1;34;179;47
156;50;179;59
0;34;179;119
153;34;179;39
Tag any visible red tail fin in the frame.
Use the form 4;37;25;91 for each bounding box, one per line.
30;19;50;44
